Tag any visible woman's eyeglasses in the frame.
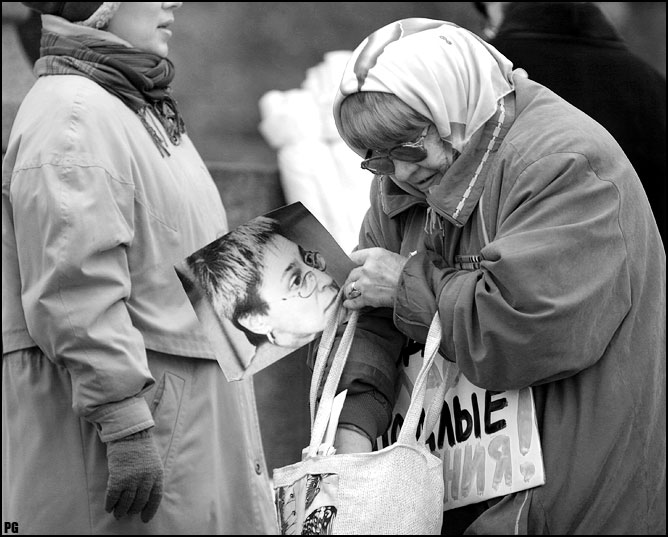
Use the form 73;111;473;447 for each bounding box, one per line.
360;126;429;175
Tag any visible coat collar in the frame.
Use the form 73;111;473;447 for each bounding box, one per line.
380;87;517;227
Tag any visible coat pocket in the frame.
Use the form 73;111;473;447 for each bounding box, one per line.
148;371;186;474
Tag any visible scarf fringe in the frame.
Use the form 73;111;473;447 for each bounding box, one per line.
138;96;186;156
139;109;171;157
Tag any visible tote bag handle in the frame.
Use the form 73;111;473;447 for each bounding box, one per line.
307;290;360;457
397;312;457;445
310;292;452;453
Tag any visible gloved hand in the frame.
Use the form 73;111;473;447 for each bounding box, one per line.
105;428;164;523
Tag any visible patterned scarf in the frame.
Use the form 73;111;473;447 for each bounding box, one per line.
35;30;186;157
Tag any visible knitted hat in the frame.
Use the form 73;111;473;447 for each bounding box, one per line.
21;2;122;29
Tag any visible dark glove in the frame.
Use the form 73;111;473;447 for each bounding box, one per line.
105;428;164;523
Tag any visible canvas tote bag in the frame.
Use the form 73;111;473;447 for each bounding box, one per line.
272;295;454;535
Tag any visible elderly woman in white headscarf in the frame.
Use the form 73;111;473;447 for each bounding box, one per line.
328;18;665;535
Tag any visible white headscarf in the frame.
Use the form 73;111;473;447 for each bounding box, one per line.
333;19;515;154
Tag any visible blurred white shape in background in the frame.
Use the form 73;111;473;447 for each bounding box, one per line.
259;51;373;255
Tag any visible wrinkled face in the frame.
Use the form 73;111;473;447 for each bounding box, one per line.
384;125;458;198
239;235;339;349
107;2;182;57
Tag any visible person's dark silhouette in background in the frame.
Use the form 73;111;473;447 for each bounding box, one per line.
475;2;666;243
17;10;41;65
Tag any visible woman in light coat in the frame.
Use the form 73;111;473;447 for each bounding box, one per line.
2;3;275;533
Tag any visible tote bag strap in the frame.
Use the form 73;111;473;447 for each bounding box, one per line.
393;182;490;446
397;312;447;445
308;290;360;456
419;358;459;444
309;302;448;451
410;183;491;441
309;289;349;424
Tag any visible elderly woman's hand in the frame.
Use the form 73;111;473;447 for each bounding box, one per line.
343;248;409;309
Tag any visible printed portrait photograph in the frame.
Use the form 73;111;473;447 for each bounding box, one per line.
175;202;355;381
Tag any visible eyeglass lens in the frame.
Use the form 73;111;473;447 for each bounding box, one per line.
361;129;429;174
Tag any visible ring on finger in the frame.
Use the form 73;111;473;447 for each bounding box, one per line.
349;281;362;299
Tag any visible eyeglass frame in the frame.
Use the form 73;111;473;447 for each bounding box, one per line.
278;269;318;301
266;247;326;304
360;126;430;175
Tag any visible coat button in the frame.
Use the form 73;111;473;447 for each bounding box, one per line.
255;461;263;474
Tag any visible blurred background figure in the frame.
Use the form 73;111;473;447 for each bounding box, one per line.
474;2;666;242
259;51;373;254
